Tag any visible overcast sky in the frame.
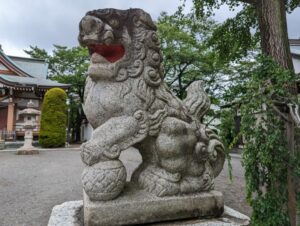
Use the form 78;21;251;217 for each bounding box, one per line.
0;0;299;57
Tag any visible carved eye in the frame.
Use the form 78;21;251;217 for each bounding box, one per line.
109;18;119;28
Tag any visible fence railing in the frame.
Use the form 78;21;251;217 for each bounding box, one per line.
0;125;40;141
0;130;16;141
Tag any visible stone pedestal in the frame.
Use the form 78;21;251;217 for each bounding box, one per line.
48;200;250;226
16;128;39;155
83;184;224;226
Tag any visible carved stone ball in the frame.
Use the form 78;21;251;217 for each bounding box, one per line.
82;160;127;201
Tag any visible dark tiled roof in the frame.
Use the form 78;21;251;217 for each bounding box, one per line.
0;49;69;89
9;55;48;79
0;74;69;89
0;50;33;77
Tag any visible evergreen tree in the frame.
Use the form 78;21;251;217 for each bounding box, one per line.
39;88;67;148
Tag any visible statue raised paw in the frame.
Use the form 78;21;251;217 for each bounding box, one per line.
78;8;225;201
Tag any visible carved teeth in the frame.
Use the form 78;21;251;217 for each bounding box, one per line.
104;37;113;45
91;53;109;64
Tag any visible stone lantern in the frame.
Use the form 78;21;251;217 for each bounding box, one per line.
16;100;40;155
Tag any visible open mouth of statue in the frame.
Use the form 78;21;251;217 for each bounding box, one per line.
89;44;125;63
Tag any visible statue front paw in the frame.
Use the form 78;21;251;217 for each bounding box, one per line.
80;141;103;165
81;141;121;166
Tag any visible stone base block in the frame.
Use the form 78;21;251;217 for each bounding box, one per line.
48;201;250;226
48;200;83;226
84;184;224;226
16;149;39;155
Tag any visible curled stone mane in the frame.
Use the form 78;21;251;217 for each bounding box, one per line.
80;8;189;121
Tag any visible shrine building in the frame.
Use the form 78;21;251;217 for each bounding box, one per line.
0;48;69;140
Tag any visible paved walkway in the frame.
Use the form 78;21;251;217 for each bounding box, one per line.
215;154;251;216
0;148;250;226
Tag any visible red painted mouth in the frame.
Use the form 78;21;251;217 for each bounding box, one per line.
89;44;125;63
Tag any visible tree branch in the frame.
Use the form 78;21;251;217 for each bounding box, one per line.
168;62;191;86
271;104;291;123
164;65;171;75
182;77;197;91
238;0;257;5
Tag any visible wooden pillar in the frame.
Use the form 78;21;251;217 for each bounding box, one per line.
287;116;297;226
6;98;15;132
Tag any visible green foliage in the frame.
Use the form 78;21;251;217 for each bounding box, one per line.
190;1;300;223
216;109;235;181
39;88;67;148
219;108;238;148
192;0;242;17
157;6;223;98
192;0;299;65
286;0;300;12
191;1;258;64
192;0;300;17
206;6;259;63
240;56;298;225
25;45;89;142
24;46;49;59
25;45;89;102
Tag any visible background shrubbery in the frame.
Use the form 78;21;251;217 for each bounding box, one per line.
39;88;67;148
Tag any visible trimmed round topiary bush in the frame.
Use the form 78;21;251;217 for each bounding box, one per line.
39;88;67;148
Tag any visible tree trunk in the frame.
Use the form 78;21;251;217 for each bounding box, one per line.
256;1;296;225
256;0;294;71
286;118;297;226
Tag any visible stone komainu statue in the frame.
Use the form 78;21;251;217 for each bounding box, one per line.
78;8;225;201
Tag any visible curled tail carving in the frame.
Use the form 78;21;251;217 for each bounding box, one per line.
183;80;210;120
184;81;225;178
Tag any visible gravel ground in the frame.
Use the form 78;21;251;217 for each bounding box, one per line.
0;149;250;226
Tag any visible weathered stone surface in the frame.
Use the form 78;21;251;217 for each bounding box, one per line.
223;206;250;223
83;184;224;226
48;200;249;226
77;7;227;226
154;206;250;226
78;7;225;201
48;200;83;226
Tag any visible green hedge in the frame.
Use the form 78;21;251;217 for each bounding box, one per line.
39;88;67;148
